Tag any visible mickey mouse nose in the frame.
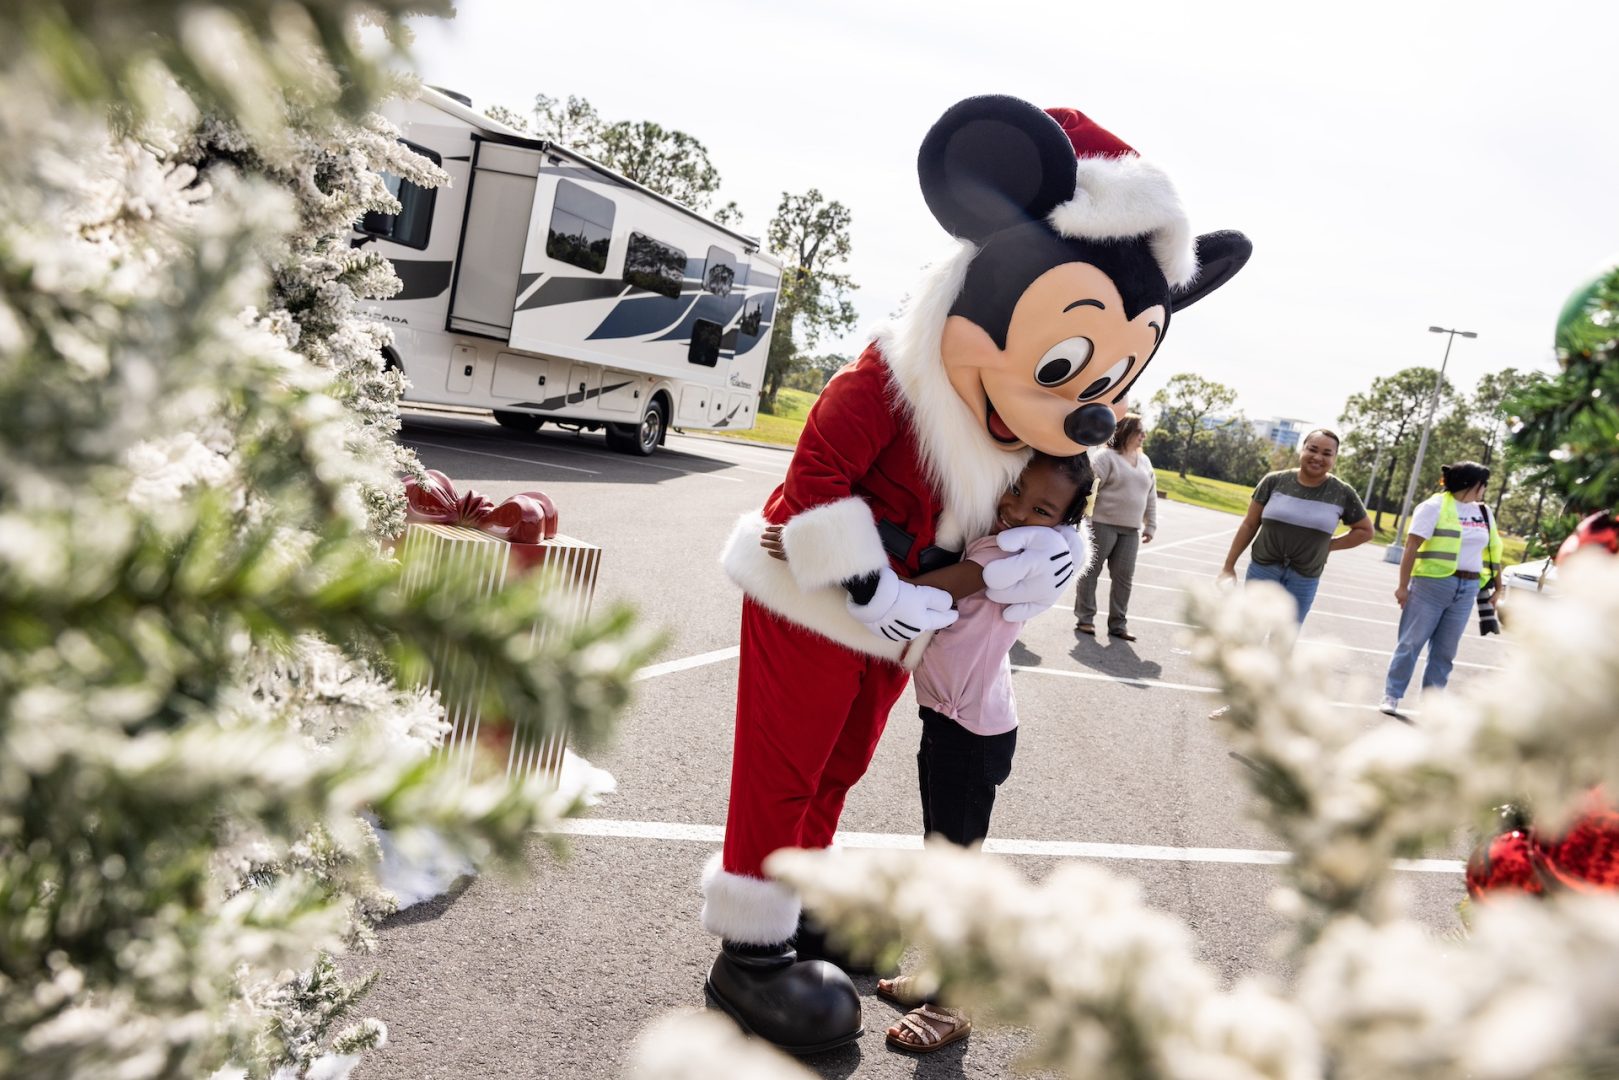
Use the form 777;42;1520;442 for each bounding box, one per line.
1064;403;1117;447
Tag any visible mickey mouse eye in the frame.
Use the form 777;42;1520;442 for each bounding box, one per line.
1077;355;1137;400
1034;337;1093;387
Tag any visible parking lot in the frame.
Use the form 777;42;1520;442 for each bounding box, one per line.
355;408;1513;1079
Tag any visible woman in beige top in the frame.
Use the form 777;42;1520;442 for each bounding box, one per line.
1075;414;1157;640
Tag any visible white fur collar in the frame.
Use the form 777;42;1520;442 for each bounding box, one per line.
873;243;1030;550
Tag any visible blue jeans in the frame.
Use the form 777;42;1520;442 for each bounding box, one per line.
1245;560;1321;624
1384;575;1476;699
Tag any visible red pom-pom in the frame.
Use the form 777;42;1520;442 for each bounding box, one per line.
1466;830;1547;898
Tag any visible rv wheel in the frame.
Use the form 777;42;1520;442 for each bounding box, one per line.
493;410;543;434
607;399;666;457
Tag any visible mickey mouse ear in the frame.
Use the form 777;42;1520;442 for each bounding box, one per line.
1169;231;1253;312
918;96;1079;243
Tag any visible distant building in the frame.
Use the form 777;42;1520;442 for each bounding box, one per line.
1251;416;1311;450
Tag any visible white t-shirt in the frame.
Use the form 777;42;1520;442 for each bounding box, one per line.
1410;494;1490;572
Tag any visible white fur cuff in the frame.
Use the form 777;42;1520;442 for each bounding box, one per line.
700;852;801;945
780;497;887;591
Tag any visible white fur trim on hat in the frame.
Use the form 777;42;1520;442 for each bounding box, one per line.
1047;155;1197;288
701;852;801;944
874;244;1031;550
779;496;887;590
720;510;912;665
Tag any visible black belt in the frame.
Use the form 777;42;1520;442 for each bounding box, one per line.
878;518;961;574
1453;569;1481;580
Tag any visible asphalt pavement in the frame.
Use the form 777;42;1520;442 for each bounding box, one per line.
355;408;1512;1079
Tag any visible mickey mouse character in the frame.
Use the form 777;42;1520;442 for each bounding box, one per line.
703;95;1251;1053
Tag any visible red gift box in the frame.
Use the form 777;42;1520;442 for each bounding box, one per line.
396;470;602;781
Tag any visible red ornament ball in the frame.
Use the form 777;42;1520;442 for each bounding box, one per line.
1466;830;1546;898
1556;511;1619;563
1545;807;1619;891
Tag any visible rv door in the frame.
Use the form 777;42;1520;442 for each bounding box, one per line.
446;139;543;339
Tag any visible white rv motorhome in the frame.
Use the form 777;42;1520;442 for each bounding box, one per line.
360;87;781;455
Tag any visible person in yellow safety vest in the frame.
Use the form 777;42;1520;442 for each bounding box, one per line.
1380;461;1503;716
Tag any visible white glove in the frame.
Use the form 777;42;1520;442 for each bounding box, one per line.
982;524;1084;622
846;566;959;642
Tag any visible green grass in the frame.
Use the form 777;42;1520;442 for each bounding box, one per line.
704;387;817;446
1152;469;1254;516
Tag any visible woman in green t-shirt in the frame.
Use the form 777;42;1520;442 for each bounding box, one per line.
1216;429;1375;624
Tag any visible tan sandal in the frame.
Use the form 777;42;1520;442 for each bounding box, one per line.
875;974;926;1007
885;1003;970;1055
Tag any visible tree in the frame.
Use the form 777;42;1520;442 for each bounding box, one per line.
529;92;605;150
482;103;530;133
1143;411;1268;485
1338;367;1457;531
594;121;722;209
1148;374;1239;479
761;190;858;412
1508;266;1619;547
1199;417;1273;487
0;6;653;1078
515;93;723;210
783;352;850;395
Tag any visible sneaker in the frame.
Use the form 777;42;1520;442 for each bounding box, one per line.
1207;704;1231;720
1378;696;1399;716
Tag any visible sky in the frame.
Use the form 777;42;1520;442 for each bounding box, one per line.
402;0;1619;433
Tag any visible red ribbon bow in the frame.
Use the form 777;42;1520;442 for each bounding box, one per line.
404;469;558;544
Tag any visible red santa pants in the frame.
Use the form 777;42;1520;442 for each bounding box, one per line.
722;598;910;881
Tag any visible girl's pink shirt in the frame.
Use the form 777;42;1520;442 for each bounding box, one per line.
911;535;1020;735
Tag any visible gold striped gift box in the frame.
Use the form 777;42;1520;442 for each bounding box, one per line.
397;521;602;784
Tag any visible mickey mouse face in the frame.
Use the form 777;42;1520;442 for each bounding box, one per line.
941;262;1163;455
919;95;1252;455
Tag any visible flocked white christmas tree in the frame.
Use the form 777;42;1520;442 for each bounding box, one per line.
0;4;654;1078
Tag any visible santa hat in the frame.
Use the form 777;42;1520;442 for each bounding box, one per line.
917;96;1200;289
1042;108;1197;289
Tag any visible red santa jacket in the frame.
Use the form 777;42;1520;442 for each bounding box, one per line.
764;346;942;572
722;305;1032;663
722;345;931;663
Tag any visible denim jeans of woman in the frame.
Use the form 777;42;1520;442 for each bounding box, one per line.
1244;560;1320;624
1384;574;1477;700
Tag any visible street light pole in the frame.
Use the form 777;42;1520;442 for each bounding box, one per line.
1383;325;1477;563
1363;442;1385;505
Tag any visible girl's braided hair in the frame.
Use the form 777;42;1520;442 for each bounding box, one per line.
1032;451;1095;526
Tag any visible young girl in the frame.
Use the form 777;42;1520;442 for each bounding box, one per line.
762;451;1094;1053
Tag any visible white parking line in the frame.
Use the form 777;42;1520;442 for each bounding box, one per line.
1118;564;1399;609
1009;663;1407;711
405;438;600;475
634;646;740;681
1137;529;1233;552
551;818;1462;873
408;424;746;482
1140;550;1397;597
1122;614;1504;670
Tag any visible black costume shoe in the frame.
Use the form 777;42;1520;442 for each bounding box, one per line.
705;940;863;1055
792;913;895;977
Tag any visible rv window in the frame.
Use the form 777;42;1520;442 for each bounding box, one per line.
357;140;440;250
738;301;763;340
702;247;738;297
624;233;687;299
546;179;615;273
689;319;723;367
